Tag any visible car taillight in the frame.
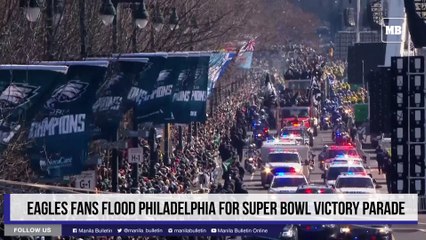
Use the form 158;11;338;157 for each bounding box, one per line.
318;189;324;193
305;225;311;230
305;189;313;194
370;236;377;240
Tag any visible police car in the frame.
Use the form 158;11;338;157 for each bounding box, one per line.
322;163;366;186
326;155;365;170
269;173;308;193
280;126;311;146
261;149;303;188
330;155;363;165
319;145;360;171
335;172;376;194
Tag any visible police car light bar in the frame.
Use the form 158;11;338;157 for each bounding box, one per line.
269;148;297;153
341;172;367;176
276;170;298;176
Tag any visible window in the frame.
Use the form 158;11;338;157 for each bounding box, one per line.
281;129;303;136
271;178;307;188
269;153;300;163
327;167;365;180
327;149;358;158
336;178;374;188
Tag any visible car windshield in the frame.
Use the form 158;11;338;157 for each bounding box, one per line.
332;159;362;165
282;109;309;118
269;153;299;163
327;167;365;180
336;178;374;188
281;130;303;136
295;188;335;193
271;177;307;188
327;149;358;158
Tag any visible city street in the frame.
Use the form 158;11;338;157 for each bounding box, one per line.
243;130;426;239
1;1;426;239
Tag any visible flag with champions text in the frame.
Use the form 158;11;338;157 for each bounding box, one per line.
0;65;68;154
28;62;108;179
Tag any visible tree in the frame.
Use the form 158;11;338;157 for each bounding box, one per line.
0;0;254;63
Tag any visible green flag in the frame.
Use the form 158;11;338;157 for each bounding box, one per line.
170;54;209;123
0;65;68;152
28;62;108;179
222;157;235;172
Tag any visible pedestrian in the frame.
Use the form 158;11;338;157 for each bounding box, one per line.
350;125;357;142
303;159;310;181
376;146;385;175
236;162;245;181
384;155;393;193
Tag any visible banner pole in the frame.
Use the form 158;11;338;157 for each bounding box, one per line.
149;127;157;178
178;125;183;150
111;131;119;193
130;109;139;193
187;123;192;145
163;123;170;166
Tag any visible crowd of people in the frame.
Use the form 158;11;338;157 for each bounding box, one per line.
283;44;324;80
91;68;265;196
0;40;384;240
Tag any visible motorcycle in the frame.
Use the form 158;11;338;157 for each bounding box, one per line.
244;157;256;174
254;127;269;148
309;153;316;171
321;115;332;130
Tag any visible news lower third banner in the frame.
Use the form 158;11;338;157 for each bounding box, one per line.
3;194;418;236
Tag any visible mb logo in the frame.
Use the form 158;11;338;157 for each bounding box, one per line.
381;18;404;43
385;25;402;35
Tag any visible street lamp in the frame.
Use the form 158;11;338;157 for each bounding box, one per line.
99;0;116;25
52;0;65;25
169;7;179;30
190;16;199;33
19;0;41;22
152;3;164;32
133;0;149;29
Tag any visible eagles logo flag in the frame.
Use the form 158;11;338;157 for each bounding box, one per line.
129;56;173;124
92;58;148;139
28;61;108;179
168;54;209;124
0;65;68;153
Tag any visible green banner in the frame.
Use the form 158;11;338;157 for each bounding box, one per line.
28;62;108;179
170;55;209;123
119;53;209;124
353;103;368;123
93;59;148;138
132;56;174;124
0;65;68;152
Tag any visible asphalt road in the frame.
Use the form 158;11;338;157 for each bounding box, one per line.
243;130;426;239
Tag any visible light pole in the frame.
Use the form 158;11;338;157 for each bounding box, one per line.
149;1;165;50
99;0;150;52
20;0;65;60
356;0;361;43
189;15;199;51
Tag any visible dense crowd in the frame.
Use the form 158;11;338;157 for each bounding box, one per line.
283;44;324;80
91;70;263;196
0;41;377;240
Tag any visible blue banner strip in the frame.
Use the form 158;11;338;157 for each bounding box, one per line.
6;221;418;225
4;194;10;223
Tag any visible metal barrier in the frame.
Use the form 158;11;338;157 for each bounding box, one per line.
419;195;426;213
0;179;113;194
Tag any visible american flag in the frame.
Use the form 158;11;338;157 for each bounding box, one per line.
238;39;256;55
